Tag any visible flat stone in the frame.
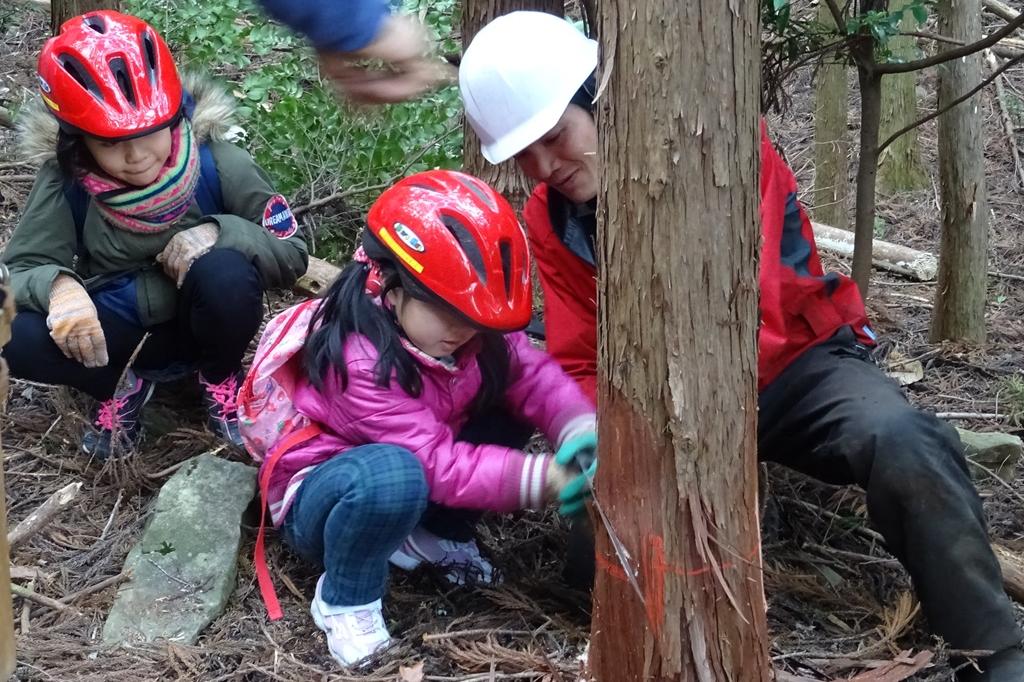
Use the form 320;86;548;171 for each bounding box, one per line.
102;452;256;645
958;428;1023;481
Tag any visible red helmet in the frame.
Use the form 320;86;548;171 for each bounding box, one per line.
364;170;532;332
37;11;182;140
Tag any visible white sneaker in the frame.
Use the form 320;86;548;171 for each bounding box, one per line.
388;525;498;585
310;574;391;667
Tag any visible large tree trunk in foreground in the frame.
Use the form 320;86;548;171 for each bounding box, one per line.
590;0;770;679
460;0;562;208
812;2;851;229
878;0;929;194
51;0;120;34
931;0;988;343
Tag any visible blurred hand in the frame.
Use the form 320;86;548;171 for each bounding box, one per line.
318;14;454;104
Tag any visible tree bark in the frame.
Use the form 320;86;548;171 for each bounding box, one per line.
461;0;562;209
812;2;851;229
590;0;769;679
931;0;988;343
51;0;120;34
878;0;929;193
852;56;883;298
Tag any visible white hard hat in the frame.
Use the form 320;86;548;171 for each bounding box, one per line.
459;11;598;164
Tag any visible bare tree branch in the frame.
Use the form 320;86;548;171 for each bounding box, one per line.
822;0;848;32
877;50;1024;153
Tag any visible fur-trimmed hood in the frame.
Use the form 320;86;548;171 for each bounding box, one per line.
17;72;238;165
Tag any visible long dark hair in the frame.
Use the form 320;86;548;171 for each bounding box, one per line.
56;129;95;181
303;260;512;414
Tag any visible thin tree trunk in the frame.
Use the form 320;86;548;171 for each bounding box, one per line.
931;0;988;343
812;2;850;229
591;0;769;678
0;286;17;678
878;0;929;193
461;0;562;209
853;57;883;298
51;0;120;34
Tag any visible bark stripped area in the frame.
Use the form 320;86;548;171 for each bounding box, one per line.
590;1;769;680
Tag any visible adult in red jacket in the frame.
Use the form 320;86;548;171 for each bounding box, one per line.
460;12;1023;681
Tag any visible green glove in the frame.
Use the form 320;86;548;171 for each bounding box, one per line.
554;431;597;516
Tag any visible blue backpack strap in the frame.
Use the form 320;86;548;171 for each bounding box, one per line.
195;143;224;216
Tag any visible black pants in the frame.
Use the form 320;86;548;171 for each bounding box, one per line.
759;326;1021;652
5;248;264;401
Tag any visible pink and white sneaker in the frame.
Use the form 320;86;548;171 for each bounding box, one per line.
389;526;498;585
310;575;391;668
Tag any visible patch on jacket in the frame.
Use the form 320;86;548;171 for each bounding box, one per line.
262;195;296;239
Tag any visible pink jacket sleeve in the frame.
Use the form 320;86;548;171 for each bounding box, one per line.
502;332;597;450
319;357;550;513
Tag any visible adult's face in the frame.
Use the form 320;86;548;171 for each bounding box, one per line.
513;103;598;204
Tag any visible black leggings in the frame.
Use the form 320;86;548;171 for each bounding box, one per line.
5;248;264;400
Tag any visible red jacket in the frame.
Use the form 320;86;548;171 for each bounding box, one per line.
522;123;874;403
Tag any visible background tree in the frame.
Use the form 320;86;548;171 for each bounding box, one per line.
461;0;562;208
878;0;929;194
931;0;989;342
51;0;119;33
812;2;850;229
589;0;770;679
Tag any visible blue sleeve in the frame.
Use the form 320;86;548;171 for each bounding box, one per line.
257;0;391;52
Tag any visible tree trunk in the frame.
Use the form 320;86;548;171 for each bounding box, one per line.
852;57;883;298
878;0;929;193
461;0;562;209
931;0;988;343
51;0;120;34
590;0;769;679
811;2;851;229
0;285;16;678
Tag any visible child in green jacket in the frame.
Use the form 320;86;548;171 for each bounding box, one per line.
3;11;308;458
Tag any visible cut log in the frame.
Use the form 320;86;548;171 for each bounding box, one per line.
293;256;342;298
994;543;1024;604
811;222;938;281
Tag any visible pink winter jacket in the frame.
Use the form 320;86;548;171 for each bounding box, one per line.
263;329;596;526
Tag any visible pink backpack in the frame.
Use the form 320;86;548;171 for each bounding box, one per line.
238;299;323;621
238;299;321;461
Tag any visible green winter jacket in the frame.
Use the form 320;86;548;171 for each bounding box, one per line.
4;75;308;327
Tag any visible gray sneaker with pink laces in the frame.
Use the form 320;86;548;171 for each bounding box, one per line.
199;371;244;446
81;370;155;460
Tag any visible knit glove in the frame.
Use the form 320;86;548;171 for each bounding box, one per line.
553;431;598;516
157;222;219;288
47;274;108;368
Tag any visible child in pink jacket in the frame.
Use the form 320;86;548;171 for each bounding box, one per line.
255;170;596;667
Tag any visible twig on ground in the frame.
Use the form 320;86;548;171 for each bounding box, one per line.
423;628;536;643
8;481;82;550
10;583;79;616
99;489;123;541
937;412;1010;420
987;50;1024;189
58;571;130;605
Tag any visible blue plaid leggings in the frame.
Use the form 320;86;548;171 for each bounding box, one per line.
281;444;428;606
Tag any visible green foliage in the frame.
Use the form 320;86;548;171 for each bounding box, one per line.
124;0;464;257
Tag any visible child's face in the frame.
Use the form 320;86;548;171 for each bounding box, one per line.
83;127;173;187
387;288;477;358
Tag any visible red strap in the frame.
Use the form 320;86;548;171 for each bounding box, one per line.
254;422;322;620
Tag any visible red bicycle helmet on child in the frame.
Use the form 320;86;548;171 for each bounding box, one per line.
37;10;182;140
364;170;533;332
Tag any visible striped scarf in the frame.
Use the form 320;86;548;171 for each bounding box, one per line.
78;120;200;234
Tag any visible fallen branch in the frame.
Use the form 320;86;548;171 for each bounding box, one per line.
10;583;79;616
989;270;1024;282
984;0;1019;24
936;412;1010;420
7;481;81;550
59;571;129;605
293;256;342;297
811;222;937;280
986;50;1024;189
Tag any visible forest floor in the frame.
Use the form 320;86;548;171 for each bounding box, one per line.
1;5;1024;681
